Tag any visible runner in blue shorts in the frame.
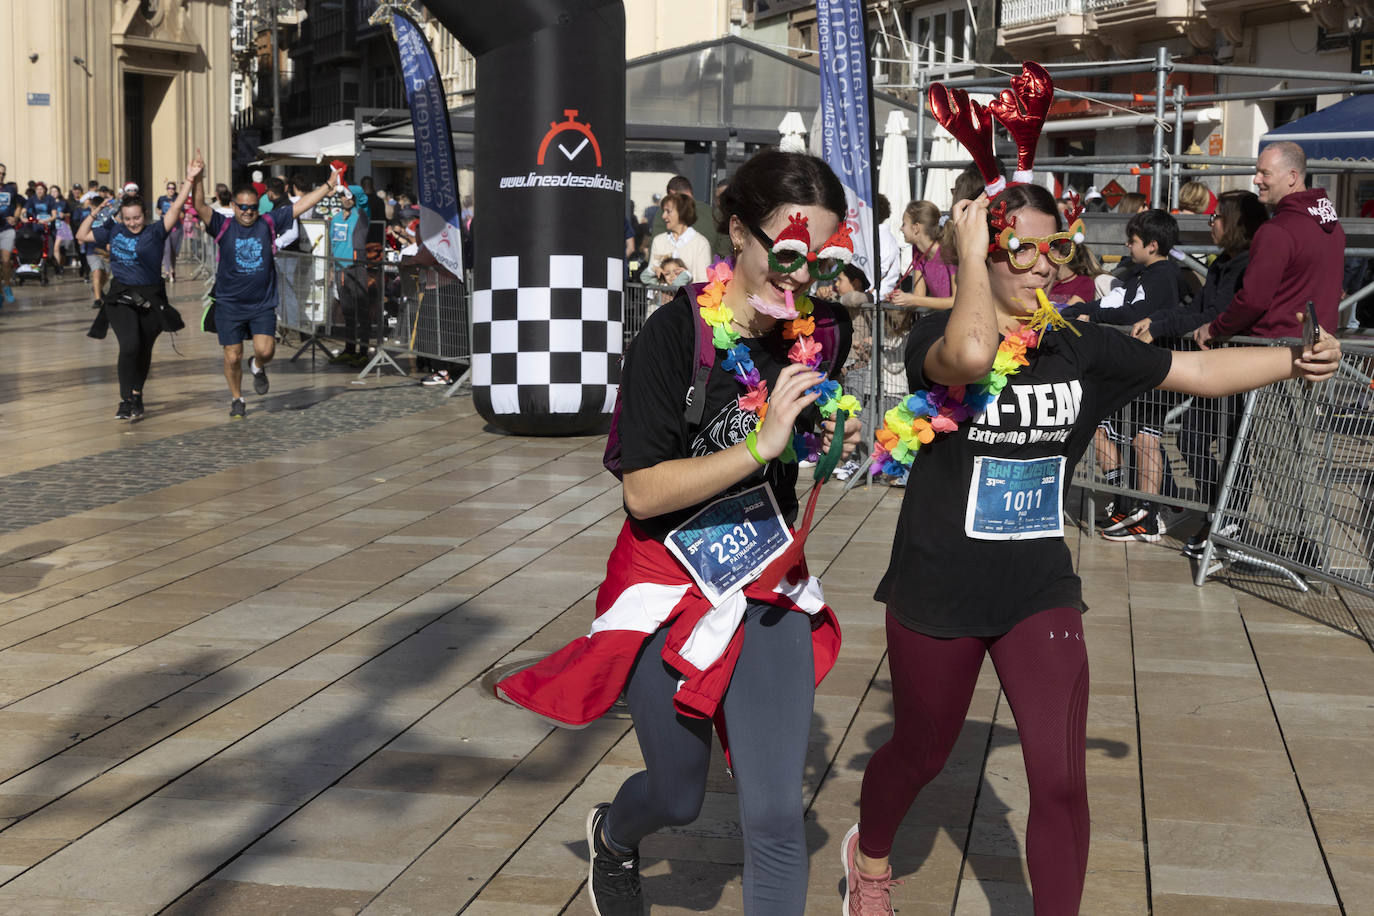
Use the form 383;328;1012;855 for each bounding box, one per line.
190;151;339;418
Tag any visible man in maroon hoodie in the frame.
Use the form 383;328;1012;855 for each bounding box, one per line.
1188;140;1342;567
1194;140;1345;347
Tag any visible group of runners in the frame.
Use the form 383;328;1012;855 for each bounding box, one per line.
496;68;1343;916
57;153;344;421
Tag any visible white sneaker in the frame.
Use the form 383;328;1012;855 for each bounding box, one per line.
421;370;451;387
833;458;860;481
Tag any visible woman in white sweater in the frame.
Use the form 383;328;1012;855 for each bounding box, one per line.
643;191;712;284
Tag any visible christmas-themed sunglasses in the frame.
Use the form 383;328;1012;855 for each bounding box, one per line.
747;214;854;281
994;218;1085;270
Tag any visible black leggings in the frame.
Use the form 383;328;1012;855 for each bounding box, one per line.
105;302;162;400
605;602;815;915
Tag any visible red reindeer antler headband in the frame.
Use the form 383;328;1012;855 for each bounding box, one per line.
1062;190;1085;223
927;61;1054;199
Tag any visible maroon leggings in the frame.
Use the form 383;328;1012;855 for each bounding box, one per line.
859;606;1090;915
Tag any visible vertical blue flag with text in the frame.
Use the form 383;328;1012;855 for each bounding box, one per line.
390;11;464;277
816;0;875;282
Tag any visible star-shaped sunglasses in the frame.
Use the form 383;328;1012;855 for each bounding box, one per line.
748;213;855;281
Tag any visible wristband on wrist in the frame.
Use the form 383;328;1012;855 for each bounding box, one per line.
744;429;767;466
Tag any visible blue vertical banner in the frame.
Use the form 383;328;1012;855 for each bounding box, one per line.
815;0;875;283
389;10;464;278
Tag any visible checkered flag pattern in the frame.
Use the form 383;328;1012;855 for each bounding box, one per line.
472;254;623;424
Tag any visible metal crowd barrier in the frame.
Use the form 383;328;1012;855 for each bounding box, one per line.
1201;336;1374;597
272;250;472;390
623;280;676;348
1071;327;1217;519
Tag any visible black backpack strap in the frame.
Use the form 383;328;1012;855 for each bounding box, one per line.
683;284;716;428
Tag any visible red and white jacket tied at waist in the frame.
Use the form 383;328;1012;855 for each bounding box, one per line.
496;519;842;726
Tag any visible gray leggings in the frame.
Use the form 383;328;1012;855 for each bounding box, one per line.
605;602;815;915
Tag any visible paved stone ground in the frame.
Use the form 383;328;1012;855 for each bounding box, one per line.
0;276;1370;915
0;384;452;534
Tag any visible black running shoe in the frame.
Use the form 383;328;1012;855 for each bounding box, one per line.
229;399;246;420
129;394;145;420
585;804;644;916
252;363;269;395
115;399;133;420
1101;510;1163;543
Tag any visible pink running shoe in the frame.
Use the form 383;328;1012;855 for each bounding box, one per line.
841;823;898;915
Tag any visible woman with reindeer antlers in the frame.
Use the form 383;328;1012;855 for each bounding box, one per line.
842;64;1342;916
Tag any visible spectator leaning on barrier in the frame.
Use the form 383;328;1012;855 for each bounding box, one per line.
1133;190;1269;557
1133;191;1267;345
1064;209;1190;543
1195;141;1346;347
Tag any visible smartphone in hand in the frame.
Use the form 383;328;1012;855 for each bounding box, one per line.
1304;300;1321;347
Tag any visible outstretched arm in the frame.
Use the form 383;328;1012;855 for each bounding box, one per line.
76;198;112;245
1161;314;1340;397
164;158;201;233
188;150;213;226
292;170;341;219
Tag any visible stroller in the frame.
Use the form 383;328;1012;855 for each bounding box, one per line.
12;220;48;286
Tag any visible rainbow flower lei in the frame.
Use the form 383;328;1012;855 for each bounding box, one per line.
868;295;1078;477
697;261;861;464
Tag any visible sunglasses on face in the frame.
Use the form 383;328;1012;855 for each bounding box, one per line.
1208;214;1219;226
747;220;853;281
233;202;257;212
995;219;1084;270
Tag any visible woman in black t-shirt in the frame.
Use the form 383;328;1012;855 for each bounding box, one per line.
77;160;199;421
842;183;1340;914
497;151;861;915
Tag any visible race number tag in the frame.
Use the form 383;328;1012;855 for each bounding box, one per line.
665;484;793;605
964;455;1066;541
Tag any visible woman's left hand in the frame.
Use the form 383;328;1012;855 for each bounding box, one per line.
821;415;863;460
1295;317;1341;383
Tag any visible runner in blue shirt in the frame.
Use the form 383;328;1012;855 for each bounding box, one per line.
0;163;23;303
76;161;198;422
82;188;116;307
190;150;339;419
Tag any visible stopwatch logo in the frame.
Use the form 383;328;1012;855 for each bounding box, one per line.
536;109;603;168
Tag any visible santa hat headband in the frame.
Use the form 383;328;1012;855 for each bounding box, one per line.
927;61;1054;200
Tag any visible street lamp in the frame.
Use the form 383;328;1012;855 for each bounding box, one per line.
268;0;282;142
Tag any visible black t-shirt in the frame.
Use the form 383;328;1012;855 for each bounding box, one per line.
875;311;1172;637
617;290;851;541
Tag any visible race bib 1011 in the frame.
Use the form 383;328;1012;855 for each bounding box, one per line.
964;455;1066;541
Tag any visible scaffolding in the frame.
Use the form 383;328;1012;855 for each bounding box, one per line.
877;49;1374;211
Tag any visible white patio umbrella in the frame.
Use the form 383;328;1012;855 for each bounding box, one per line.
877;110;911;238
778;112;807;153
